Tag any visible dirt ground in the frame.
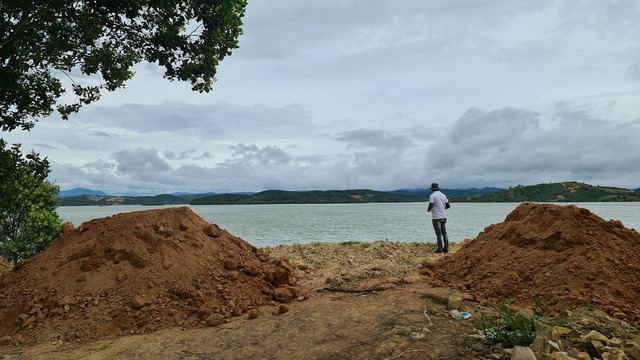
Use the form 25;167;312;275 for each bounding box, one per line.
0;241;487;360
1;204;639;359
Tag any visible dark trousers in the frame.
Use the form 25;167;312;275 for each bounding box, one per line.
432;218;449;250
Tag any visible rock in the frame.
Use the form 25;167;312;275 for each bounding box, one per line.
509;346;537;360
548;340;561;352
612;312;627;320
580;330;609;344
131;295;149;309
601;349;630;360
205;313;225;327
58;295;76;306
532;323;561;355
0;335;13;346
447;295;462;310
273;287;294;303
625;342;640;360
277;304;289;314
516;308;535;320
608;338;624;347
592;340;606;355
554;326;572;336
223;259;238;270
461;292;475;301
549;352;573;360
247;309;259;320
574;352;592;360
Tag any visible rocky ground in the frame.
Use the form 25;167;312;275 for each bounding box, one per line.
0;204;639;359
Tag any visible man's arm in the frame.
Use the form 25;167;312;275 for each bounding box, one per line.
445;202;450;209
427;203;433;212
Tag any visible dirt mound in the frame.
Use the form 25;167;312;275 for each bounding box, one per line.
0;258;11;275
0;207;301;345
422;203;640;324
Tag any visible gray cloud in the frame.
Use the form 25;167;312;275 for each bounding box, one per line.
113;148;171;175
426;106;640;189
335;129;416;151
5;0;640;194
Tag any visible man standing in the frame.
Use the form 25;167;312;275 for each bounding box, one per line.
427;183;450;253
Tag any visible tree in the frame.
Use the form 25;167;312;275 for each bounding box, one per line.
0;139;62;264
0;0;247;131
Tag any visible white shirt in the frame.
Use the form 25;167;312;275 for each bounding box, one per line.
429;191;449;219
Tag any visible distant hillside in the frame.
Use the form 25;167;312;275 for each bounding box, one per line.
457;182;640;202
391;187;502;199
58;188;109;197
56;193;211;206
190;189;421;205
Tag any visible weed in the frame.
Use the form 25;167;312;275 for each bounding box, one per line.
477;299;536;347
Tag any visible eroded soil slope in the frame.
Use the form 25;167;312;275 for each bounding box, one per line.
0;207;301;345
422;203;640;324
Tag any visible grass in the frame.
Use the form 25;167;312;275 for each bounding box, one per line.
477;299;536;347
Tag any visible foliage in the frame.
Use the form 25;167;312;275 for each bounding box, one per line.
456;181;640;202
477;300;536;347
0;0;247;131
0;139;62;264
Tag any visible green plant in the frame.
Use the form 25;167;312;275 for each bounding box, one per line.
1;0;247;131
477;300;536;347
0;140;62;264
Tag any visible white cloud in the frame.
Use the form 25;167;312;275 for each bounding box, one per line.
3;0;640;194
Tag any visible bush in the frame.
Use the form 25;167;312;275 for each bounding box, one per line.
0;140;61;264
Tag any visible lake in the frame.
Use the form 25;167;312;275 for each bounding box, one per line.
55;202;640;248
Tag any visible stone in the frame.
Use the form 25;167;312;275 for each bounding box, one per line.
273;287;294;303
549;352;573;360
601;349;630;360
517;308;535;320
447;295;462;310
548;340;561;352
612;312;627;320
132;295;149;309
554;326;572;336
592;340;606;355
625;342;640;360
0;335;13;346
205;313;225;327
461;292;475;301
574;352;592;360
580;330;609;344
247;309;259;320
277;304;289;314
509;346;537;360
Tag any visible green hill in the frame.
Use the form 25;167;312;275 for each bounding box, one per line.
455;182;640;202
56;193;207;206
190;189;421;205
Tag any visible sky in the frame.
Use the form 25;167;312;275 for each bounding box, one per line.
4;0;640;195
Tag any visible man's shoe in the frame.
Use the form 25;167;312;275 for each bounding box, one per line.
443;248;449;253
433;249;443;254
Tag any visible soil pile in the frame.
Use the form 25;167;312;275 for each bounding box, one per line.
0;258;11;275
422;203;640;324
0;207;301;345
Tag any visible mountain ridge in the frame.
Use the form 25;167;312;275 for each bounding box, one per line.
56;182;640;205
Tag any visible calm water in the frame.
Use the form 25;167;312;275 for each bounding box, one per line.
55;202;640;248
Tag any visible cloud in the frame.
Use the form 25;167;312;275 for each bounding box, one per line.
335;129;416;151
113;148;171;175
426;106;640;189
5;0;640;194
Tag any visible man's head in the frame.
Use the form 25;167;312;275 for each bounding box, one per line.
430;183;439;191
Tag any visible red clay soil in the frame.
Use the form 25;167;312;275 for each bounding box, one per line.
422;203;640;325
0;207;301;345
